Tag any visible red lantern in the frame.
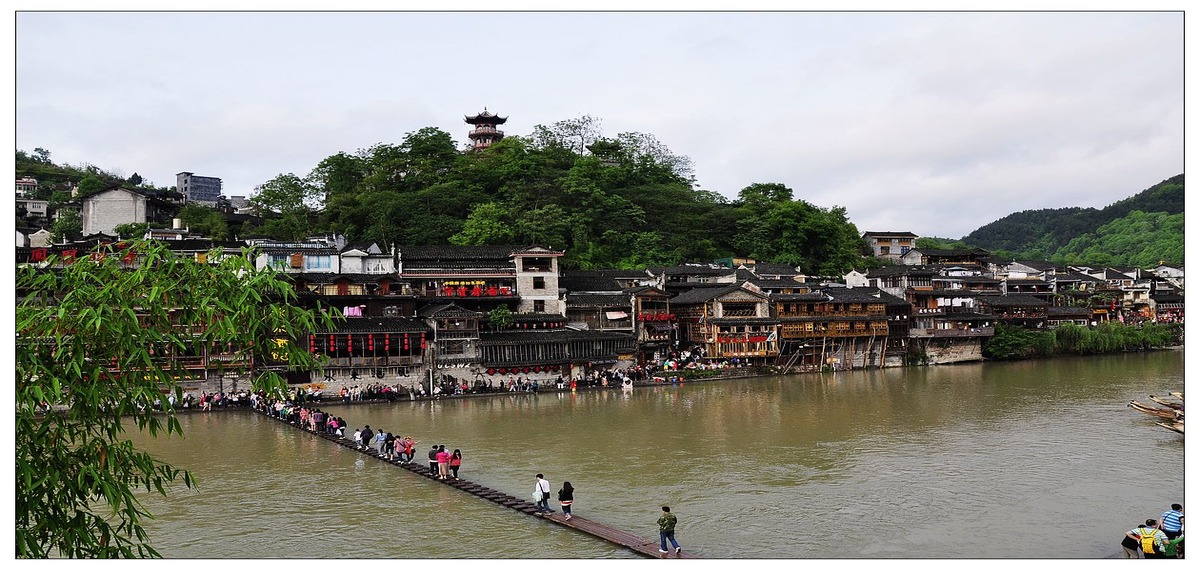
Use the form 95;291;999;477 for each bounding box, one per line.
487;368;496;375
420;333;427;351
499;368;507;374
404;333;409;350
347;334;353;352
310;334;316;353
31;248;47;261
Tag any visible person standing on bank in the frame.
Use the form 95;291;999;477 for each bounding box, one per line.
1121;523;1148;558
534;474;553;513
1132;518;1169;558
657;506;681;555
558;482;574;520
1160;504;1184;541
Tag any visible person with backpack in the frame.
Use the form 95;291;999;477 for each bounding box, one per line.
1121;523;1148;558
1127;518;1168;558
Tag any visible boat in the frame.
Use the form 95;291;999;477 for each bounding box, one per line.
1149;395;1184;410
1155;421;1184;435
1128;400;1184;420
1170;391;1185;401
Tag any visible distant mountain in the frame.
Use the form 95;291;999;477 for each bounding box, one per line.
960;174;1183;265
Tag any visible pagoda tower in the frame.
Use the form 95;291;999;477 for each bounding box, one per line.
464;108;507;150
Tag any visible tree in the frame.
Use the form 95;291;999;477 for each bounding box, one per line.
49;209;83;243
127;173;143;186
75;174;106;199
112;222;149;239
15;241;334;557
487;306;515;331
249;174;321;241
34;147;51;163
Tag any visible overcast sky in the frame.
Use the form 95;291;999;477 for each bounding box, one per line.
13;9;1184;239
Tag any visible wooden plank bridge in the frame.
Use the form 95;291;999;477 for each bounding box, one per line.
265;411;695;559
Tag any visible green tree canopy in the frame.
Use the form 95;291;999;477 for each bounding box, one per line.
15;241;334;557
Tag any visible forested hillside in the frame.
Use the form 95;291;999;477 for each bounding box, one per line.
959;174;1183;266
17;116;875;274
245;117;872;273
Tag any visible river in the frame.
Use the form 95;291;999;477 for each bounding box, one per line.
125;350;1184;559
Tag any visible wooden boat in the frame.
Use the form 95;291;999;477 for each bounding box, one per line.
1155;421;1184;435
1128;400;1184;420
1149;395;1185;410
1170;391;1184;401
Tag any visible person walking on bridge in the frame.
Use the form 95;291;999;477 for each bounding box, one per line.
534;474;553;513
657;506;681;555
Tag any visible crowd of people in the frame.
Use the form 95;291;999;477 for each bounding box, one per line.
1120;503;1184;558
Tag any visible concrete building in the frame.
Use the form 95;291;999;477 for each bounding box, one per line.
80;187;176;236
176;172;223;206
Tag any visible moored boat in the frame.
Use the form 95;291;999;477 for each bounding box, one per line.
1128;400;1184;420
1149;395;1184;410
1155;421;1184;435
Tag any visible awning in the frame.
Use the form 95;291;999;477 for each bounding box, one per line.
605;311;629;320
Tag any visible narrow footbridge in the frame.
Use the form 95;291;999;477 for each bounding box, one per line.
264;412;696;559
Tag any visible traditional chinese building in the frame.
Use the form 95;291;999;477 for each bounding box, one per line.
465;108;506;150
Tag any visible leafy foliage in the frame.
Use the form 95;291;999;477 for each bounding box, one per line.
962;174;1183;265
49;209;83;243
15;241;334;558
983;322;1180;360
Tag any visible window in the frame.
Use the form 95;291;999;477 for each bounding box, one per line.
534;300;545;312
533;276;545;289
305;255;332;269
268;254;289;269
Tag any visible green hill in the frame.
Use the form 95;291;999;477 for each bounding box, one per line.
960;174;1183;265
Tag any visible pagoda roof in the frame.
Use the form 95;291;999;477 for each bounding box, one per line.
465;109;508;124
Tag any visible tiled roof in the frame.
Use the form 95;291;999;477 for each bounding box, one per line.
669;284;744;305
566;293;632;308
823;287;900;304
862;231;918;238
749;278;810;290
648;264;735;276
416;303;484;319
559;272;623;292
398;244;528;261
751;261;802;276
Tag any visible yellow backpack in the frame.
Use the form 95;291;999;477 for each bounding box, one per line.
1140;528;1159;555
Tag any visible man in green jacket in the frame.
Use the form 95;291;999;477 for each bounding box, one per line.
657;506;681;555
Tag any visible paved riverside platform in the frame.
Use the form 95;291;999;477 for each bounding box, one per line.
262;411;696;559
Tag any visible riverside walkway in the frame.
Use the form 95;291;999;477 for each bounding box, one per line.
261;410;696;559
